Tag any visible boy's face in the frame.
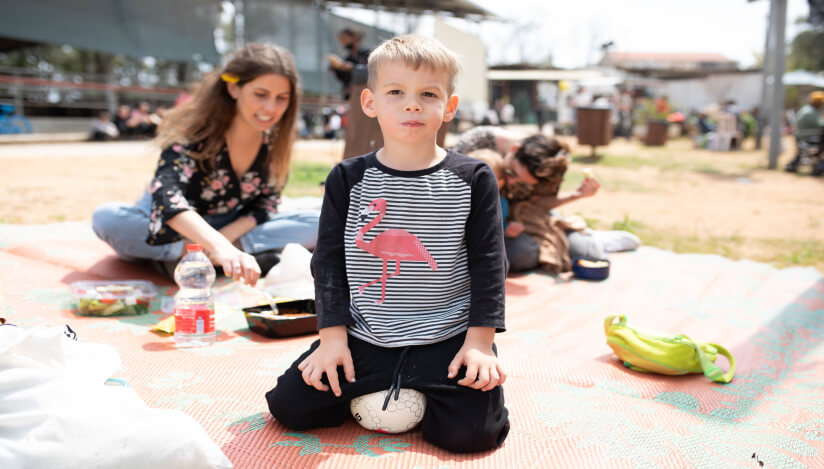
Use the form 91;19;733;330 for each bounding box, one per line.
361;61;458;146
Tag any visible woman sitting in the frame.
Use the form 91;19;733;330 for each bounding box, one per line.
92;43;319;285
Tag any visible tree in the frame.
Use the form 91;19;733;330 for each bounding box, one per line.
787;0;824;71
788;29;824;70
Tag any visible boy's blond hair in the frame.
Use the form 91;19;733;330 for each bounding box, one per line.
368;34;461;95
468;148;505;182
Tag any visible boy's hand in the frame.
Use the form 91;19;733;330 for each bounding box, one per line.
447;328;506;392
505;221;524;238
297;326;355;397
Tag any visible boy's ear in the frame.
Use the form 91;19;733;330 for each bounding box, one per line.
361;88;377;118
442;94;459;122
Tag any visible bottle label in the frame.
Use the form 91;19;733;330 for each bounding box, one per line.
174;306;215;335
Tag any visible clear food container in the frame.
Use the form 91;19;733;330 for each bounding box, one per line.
70;280;157;316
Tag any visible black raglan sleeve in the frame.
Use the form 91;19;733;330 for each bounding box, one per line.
310;159;363;329
464;160;507;332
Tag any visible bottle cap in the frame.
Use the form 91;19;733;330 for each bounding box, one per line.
187;244;204;251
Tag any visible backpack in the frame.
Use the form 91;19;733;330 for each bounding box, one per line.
604;315;735;383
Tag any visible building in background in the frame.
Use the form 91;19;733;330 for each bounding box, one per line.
0;0;493;133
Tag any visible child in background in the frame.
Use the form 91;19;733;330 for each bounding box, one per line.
266;34;509;453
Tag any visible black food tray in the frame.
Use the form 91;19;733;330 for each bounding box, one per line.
243;299;318;338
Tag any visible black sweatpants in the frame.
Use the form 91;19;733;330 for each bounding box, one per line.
265;332;510;453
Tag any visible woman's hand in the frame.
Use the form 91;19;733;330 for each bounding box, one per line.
208;244;260;286
166;211;260;285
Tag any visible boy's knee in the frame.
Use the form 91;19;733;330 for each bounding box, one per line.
424;418;510;453
266;386;307;430
265;383;350;431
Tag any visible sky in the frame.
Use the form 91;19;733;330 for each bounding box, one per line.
333;0;811;69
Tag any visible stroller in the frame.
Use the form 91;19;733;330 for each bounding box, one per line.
785;129;824;176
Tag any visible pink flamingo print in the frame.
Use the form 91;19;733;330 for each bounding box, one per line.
355;198;438;304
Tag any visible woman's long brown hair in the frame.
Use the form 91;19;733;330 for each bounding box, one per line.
156;43;300;191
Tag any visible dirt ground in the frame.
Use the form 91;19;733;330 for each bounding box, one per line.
1;133;822;271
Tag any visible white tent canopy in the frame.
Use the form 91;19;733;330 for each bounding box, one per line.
782;70;824;87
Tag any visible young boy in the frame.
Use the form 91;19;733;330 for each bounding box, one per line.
266;35;509;453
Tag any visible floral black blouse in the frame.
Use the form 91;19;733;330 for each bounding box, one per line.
146;139;280;245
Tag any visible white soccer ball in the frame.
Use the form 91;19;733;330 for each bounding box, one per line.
349;388;427;434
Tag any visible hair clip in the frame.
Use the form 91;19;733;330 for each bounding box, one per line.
220;72;239;83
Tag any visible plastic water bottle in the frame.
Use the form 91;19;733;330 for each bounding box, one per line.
174;244;216;347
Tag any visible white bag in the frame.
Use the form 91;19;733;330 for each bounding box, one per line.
262;243;315;299
0;324;232;469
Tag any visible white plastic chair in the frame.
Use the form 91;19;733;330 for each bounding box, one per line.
712;112;740;151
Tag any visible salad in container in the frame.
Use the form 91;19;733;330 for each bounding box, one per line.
70;280;157;316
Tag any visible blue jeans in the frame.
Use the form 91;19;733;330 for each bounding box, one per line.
504;231;607;273
92;192;319;262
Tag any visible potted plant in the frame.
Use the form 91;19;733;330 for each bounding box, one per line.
636;97;670;146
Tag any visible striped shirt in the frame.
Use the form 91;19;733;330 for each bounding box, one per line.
311;150;506;347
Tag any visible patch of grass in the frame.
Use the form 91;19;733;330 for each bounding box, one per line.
0;216;22;224
604;179;654;193
48;215;66;222
284;162;333;197
622;221;824;272
561;173;653;194
582;215;602;230
571;153;648;169
782;246;821;265
611;215;644;234
572;151;757;178
767;240;824;269
693;166;722;176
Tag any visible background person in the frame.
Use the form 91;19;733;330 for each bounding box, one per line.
328;28;371;100
453;126;639;273
92;43;319;284
129;101;156;138
785;91;824;175
88;111;119;141
113;104;132;138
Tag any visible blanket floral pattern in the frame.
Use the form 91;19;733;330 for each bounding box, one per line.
1;230;823;468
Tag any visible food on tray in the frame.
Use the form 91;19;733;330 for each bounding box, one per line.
243;299;318;338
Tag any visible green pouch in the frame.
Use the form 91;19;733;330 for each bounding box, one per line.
604;315;735;383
